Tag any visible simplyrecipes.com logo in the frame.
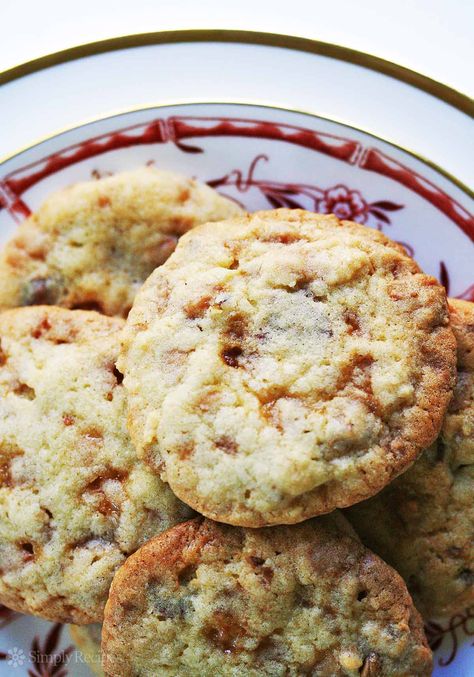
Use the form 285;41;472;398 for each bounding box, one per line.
7;647;26;668
2;646;101;670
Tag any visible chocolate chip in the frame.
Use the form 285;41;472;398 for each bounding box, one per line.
177;187;190;203
97;195;111;208
19;542;35;562
261;567;274;584
84;471;126;518
264;232;302;244
203;611;246;653
84;428;103;441
178;565;198;586
71;301;104;313
184;295;213;320
344;311;361;334
220;313;248;367
86;470;126;491
0;341;6;367
458;569;474;584
285;275;312;294
112;366;124;385
151;594;191;620
176;443;195;460
435;438;446;462
407;574;421;595
22;277;59;306
255;636;279;659
216;436;238;454
13;383;35;400
31;317;51;339
249;556;265;567
221;346;243;368
225;314;247;342
0;460;13;488
360;652;382;676
295;584;314;609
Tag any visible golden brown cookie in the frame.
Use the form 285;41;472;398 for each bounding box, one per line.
346;298;474;618
119;209;456;526
0;306;192;624
102;516;432;677
0;167;242;317
70;624;104;676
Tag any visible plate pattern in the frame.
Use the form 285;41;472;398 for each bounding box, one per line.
1;115;473;236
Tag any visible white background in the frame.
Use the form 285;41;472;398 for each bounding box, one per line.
1;0;473;97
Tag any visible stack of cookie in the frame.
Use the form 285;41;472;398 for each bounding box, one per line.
0;168;471;677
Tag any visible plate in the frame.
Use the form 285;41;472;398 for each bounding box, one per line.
0;100;472;676
0;30;472;188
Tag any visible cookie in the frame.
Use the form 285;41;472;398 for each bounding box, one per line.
0;167;242;317
102;516;432;677
346;298;474;618
0;306;192;624
70;624;104;677
119;209;456;526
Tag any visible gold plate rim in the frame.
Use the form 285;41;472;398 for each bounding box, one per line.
1;98;472;201
0;29;472;116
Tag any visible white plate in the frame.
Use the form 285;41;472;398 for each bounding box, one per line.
0;30;472;188
0;43;473;677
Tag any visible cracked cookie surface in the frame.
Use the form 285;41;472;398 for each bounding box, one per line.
0;167;242;317
0;306;192;624
119;209;456;526
347;298;474;618
102;516;432;677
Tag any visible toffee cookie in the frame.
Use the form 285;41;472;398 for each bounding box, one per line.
102;516;432;677
119;209;456;526
0;167;242;317
0;306;192;624
347;298;474;618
